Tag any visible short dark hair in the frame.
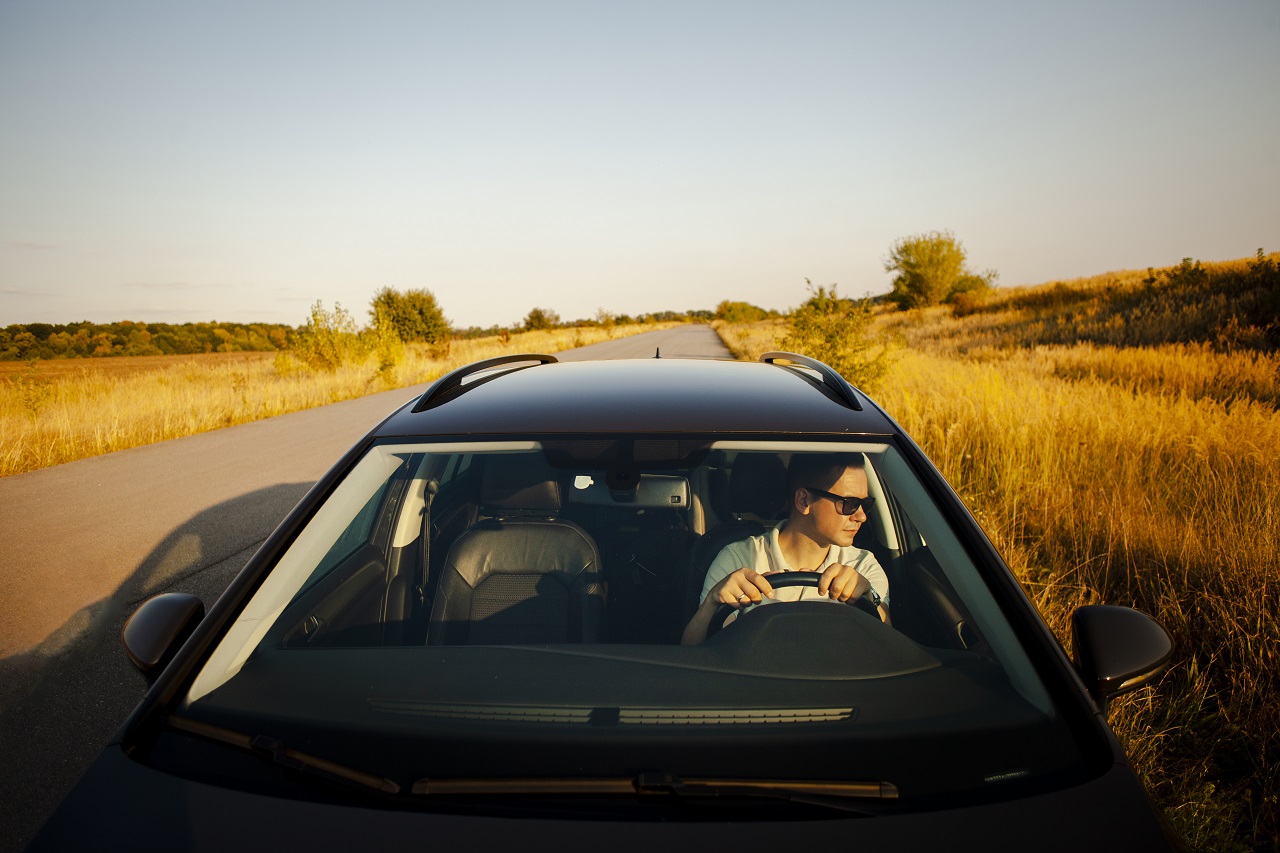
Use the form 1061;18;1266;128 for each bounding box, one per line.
786;452;866;498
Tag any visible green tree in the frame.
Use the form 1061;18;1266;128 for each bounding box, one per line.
715;300;769;322
12;331;38;359
781;281;893;392
369;287;451;344
123;328;161;356
885;230;996;309
523;307;560;331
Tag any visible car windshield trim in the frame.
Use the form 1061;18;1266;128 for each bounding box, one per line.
178;432;1074;799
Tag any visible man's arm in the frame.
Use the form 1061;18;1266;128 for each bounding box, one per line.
681;568;776;645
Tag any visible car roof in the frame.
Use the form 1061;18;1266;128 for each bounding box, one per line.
375;355;898;438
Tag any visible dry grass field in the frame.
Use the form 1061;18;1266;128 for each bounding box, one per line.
0;350;276;382
0;323;670;479
4;254;1274;847
715;253;1280;850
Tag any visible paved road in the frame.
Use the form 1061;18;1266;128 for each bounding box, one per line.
0;324;730;851
554;324;727;361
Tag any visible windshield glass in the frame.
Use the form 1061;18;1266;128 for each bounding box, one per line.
182;436;1082;800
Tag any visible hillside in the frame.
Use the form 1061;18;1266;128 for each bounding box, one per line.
887;250;1279;354
715;252;1280;851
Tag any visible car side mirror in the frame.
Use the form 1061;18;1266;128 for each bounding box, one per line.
121;593;205;682
1071;604;1172;711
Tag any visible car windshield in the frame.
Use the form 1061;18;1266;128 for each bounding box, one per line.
180;436;1084;801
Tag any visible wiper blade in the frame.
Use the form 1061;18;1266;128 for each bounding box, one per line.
637;772;897;800
166;715;401;795
413;772;897;815
636;772;897;815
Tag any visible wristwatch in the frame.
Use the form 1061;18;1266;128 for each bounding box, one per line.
868;588;882;608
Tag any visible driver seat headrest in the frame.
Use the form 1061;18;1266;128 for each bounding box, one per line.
480;454;561;513
727;454;787;520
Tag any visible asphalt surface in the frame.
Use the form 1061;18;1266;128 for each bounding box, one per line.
0;325;731;851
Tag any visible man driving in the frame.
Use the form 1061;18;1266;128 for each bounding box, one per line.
681;452;890;645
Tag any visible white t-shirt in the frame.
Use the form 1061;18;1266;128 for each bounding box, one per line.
700;523;890;605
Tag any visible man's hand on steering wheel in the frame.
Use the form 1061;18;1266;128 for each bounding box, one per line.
703;571;886;639
683;568;888;645
818;562;870;603
709;567;777;609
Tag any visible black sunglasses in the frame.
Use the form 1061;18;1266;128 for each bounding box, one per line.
806;486;875;515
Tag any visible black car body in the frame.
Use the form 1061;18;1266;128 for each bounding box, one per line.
31;353;1182;850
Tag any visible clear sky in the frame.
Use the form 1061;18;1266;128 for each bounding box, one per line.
2;0;1277;329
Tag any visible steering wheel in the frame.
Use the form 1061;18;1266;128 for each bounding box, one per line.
706;572;880;638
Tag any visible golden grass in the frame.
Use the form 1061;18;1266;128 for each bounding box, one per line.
710;318;788;361
885;251;1279;356
880;349;1278;850
0;324;672;478
714;315;1280;850
1042;342;1280;406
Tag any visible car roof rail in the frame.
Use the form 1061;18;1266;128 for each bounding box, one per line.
411;353;558;412
759;351;863;411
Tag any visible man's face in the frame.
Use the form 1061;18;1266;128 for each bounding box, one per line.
806;466;870;548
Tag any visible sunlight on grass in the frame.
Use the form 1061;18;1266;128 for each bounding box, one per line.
879;349;1278;850
714;267;1280;849
0;323;672;478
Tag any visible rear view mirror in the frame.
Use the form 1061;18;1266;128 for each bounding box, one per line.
570;473;689;508
1071;604;1173;710
121;593;205;681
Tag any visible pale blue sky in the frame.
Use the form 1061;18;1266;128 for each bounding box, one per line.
2;0;1277;329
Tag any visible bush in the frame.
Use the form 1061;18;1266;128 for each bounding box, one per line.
886;230;996;309
1249;248;1280;347
369;287;451;345
781;281;894;392
949;290;985;317
596;309;617;338
293;301;364;373
523;307;560;332
368;304;405;383
715;300;770;322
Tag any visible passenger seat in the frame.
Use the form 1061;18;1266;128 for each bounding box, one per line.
427;455;605;645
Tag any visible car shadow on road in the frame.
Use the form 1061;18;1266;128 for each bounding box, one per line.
0;482;312;853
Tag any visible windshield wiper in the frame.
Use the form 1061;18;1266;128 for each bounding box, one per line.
642;772;898;815
413;772;897;815
166;715;401;795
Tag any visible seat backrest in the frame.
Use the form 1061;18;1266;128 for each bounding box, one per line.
683;453;788;619
427;455;604;645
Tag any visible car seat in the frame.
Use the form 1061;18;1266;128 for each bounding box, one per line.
682;453;788;619
427;454;605;645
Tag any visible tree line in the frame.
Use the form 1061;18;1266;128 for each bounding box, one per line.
2;230;999;362
456;306;720;339
0;320;292;361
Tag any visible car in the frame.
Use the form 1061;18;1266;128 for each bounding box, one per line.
29;351;1183;850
